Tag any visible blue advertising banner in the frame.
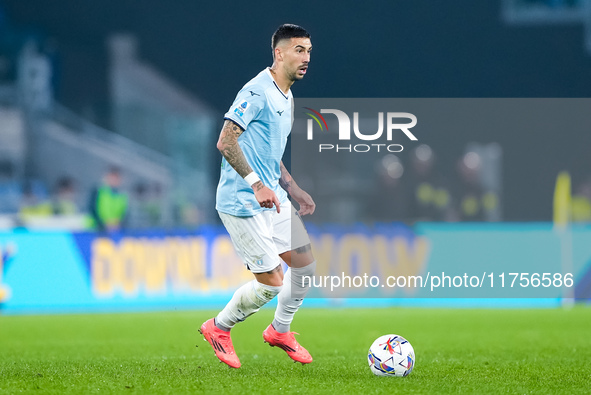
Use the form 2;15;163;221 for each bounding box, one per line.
303;223;588;299
0;228;252;314
1;223;590;314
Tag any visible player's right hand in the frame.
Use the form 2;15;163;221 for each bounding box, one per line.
253;182;281;213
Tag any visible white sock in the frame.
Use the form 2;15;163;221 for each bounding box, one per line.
216;280;282;330
272;261;316;333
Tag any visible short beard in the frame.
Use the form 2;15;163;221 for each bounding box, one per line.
289;71;303;82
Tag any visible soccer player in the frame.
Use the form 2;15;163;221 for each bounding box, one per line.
199;24;316;368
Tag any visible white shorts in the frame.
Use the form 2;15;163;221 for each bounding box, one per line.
218;203;311;273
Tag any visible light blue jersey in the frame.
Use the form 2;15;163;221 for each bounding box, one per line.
216;68;293;216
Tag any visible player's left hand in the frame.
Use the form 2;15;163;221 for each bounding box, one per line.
291;187;315;216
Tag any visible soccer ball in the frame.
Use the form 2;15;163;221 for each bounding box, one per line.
368;334;415;377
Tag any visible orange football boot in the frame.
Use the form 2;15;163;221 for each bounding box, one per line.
199;318;241;368
262;324;313;364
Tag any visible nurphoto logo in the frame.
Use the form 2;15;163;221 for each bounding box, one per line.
304;107;418;153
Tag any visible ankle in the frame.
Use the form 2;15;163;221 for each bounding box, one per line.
272;319;290;333
215;317;232;332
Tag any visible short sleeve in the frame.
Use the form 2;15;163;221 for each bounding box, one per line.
223;87;265;130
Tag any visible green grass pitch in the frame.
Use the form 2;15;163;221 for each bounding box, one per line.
1;307;590;394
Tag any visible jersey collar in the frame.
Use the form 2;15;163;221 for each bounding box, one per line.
265;67;291;100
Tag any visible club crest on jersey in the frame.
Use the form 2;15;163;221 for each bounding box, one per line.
253;255;265;267
234;101;250;117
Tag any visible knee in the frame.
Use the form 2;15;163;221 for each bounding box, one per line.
291;244;315;267
255;265;285;287
292;260;316;278
264;275;284;287
254;279;282;301
289;261;316;290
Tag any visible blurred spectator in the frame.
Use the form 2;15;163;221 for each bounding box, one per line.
572;177;591;222
129;182;162;228
173;195;201;228
19;181;52;219
371;154;408;222
150;182;165;225
0;161;20;213
129;182;151;228
88;166;128;232
51;177;78;215
407;145;453;222
180;204;201;227
455;152;499;222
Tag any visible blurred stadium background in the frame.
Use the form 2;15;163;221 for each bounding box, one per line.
2;1;591;393
1;0;591;311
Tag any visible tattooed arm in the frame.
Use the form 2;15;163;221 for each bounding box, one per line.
279;161;316;216
279;161;293;194
217;119;280;212
216;119;252;177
